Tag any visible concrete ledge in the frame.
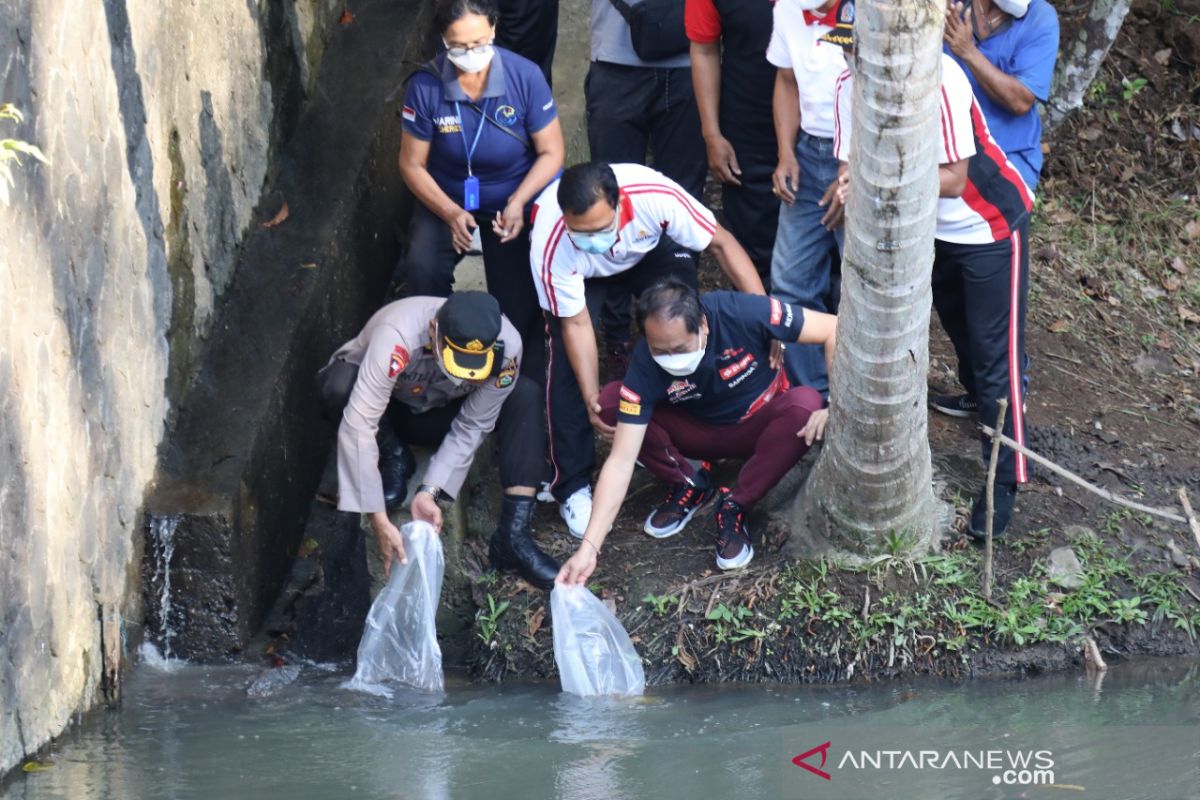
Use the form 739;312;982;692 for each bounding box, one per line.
143;0;421;660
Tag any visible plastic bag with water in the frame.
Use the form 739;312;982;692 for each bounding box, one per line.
346;520;444;695
551;584;645;697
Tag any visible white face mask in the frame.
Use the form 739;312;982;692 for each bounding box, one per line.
992;0;1029;17
445;42;494;74
652;333;706;377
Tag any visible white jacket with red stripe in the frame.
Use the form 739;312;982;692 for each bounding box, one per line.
833;54;1033;245
527;163;717;319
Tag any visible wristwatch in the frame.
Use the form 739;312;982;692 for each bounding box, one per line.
416;484;448;504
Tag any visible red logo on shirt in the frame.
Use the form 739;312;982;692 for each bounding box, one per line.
619;385;641;403
388;345;409;379
720;354;755;381
769;298;783;325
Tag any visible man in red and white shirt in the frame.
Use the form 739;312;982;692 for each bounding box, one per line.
830;7;1034;540
528;161;765;537
767;0;850;400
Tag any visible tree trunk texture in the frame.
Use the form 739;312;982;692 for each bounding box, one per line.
788;0;942;559
1045;0;1132;132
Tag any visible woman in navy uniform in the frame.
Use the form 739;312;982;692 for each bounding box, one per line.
399;0;564;381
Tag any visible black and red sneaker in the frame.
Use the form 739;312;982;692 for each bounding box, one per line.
643;466;717;539
714;489;754;570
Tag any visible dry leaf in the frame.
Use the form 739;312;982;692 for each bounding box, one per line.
675;628;697;672
1170;256;1188;275
1179;305;1200;325
1078;126;1103;142
1047;319;1071;333
1153;48;1172;65
261;202;289;228
1184;219;1200;241
1162;275;1182;292
340;9;355;24
527;605;545;638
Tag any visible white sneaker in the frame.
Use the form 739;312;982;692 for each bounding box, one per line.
559;486;594;539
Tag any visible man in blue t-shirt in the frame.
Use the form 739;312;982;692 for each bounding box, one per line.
555;279;837;582
944;0;1059;190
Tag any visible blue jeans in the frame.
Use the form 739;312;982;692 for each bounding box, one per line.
770;131;844;396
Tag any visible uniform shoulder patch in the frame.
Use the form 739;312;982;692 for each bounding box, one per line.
619;385;641;403
495;361;518;388
619;399;642;416
769;297;783;326
388;345;410;378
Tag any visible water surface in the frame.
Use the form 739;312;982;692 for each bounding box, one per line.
4;658;1197;799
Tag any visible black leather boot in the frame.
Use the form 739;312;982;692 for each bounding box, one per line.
489;495;560;590
377;419;416;512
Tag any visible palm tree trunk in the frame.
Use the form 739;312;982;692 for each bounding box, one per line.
788;0;943;559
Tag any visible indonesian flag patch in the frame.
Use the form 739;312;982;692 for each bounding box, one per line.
388;345;409;378
402;105;417;123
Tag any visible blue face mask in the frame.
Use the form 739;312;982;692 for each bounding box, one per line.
567;214;620;254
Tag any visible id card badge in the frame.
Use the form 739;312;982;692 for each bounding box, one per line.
463;176;480;211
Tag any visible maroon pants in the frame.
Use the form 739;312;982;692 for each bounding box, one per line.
598;381;823;508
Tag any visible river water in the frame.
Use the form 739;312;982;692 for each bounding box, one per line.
4;656;1197;800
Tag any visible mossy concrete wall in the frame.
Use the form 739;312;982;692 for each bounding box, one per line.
0;0;347;775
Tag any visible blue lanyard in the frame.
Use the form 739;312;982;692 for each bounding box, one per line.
454;100;487;177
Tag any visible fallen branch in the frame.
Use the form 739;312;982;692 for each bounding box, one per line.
1179;488;1200;551
978;424;1187;524
983;399;1009;601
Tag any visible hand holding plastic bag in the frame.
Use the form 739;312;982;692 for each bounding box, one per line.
346;521;444;695
551;584;645;697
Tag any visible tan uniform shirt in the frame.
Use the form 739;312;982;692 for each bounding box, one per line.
328;297;522;513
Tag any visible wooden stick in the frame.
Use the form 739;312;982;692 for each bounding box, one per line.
978;424;1188;524
1179;488;1200;551
983;400;1009;601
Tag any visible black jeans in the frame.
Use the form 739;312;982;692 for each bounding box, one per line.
318;363;546;491
546;239;698;501
585;60;707;346
399;204;546;383
931;220;1030;487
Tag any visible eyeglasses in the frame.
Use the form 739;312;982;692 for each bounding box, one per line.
443;39;494;58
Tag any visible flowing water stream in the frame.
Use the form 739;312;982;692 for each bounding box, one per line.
4;657;1196;799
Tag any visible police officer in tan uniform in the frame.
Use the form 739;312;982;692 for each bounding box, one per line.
317;292;559;588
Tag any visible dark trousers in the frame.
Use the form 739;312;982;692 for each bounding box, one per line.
318;362;546;491
546;241;698;501
585;60;707;346
931;220;1030;487
400;204;546;383
597;381;823;508
720;134;779;288
496;0;559;87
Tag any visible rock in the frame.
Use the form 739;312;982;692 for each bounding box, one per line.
1047;547;1086;590
1064;525;1098;542
1166;539;1191;569
246;664;302;698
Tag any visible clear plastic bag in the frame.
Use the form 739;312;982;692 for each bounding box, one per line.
346;520;444;695
551;584;646;697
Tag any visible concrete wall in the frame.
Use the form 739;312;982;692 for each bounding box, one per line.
0;0;343;775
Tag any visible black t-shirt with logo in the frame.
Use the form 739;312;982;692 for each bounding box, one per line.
617;292;807;427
